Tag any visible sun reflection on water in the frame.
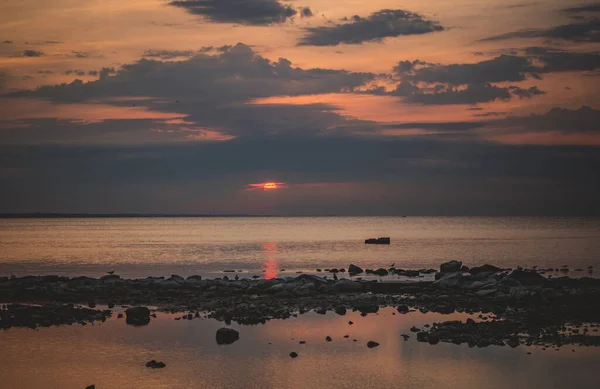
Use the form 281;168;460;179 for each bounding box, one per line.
262;242;278;280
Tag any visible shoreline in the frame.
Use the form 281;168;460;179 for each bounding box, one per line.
2;262;599;349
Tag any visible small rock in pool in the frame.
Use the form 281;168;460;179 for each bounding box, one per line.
108;302;115;309
326;336;332;342
290;352;298;358
145;360;166;369
216;327;240;345
299;340;306;344
334;306;347;316
367;341;380;348
85;385;95;389
117;313;123;319
125;306;150;326
348;321;354;325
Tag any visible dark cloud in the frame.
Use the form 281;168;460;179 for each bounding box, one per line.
72;51;89;58
143;49;197;59
562;3;600;13
397;55;532;84
168;0;309;25
22;50;44;57
300;7;313;17
298;9;443;46
37;70;54;75
523;47;600;72
65;69;86;76
492;106;600;134
12;43;374;104
390;82;542;105
3;40;13;44
481;19;600;42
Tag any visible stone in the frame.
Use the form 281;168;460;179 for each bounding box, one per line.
469;264;502;275
326;336;332;342
85;386;95;389
364;237;390;245
373;268;389;276
348;264;363;276
397;304;409;313
475;289;498;297
99;274;120;283
440;260;463;273
428;334;440;345
334;306;347;315
290;352;298;358
216;327;240;345
357;303;379;314
333;280;363;293
108;302;115;309
505;270;547;286
125;306;150;326
433;272;465;288
145;360;166;368
367;341;380;348
506;337;520;348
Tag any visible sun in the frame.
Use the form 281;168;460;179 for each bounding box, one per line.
246;182;287;191
263;182;278;190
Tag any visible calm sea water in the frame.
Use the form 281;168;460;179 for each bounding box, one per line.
1;217;599;278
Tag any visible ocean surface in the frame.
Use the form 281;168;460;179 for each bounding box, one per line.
1;217;599;278
1;307;599;389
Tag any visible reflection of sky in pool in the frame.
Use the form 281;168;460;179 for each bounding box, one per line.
1;308;598;389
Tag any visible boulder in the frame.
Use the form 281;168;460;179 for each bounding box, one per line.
440;260;462;273
505;270;548;286
145;360;166;368
334;306;347;316
216;328;240;345
397;304;409;313
365;237;390;245
85;386;95;389
125;306;150;326
373;268;389;277
99;274;120;283
433;272;465;288
469;264;502;275
367;341;380;348
333;280;363;293
289;352;298;358
348;264;364;275
357;303;379;314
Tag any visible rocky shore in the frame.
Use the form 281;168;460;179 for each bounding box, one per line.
1;262;599;349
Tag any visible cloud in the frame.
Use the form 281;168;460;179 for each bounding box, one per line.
168;0;310;25
65;69;86;76
481;19;600;42
143;49;197;59
3;40;13;44
298;9;443;46
493;106;600;134
522;47;600;73
22;50;44;57
562;3;600;13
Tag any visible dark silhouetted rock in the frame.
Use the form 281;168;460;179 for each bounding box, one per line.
357;303;379;314
373;268;389;276
290;352;298;358
367;341;379;348
505;270;547;286
348;264;363;275
85;385;95;389
326;336;332;342
125;306;150;326
469;264;502;275
334;306;347;315
216;327;239;345
440;260;462;273
145;360;166;368
365;237;390;245
397;304;409;313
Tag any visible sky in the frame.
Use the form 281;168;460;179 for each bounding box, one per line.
0;0;599;215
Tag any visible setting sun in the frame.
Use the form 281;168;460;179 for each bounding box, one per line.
246;182;287;191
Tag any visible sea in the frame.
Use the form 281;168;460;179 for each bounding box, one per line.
1;217;599;278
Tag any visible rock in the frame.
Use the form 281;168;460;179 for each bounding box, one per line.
117;313;123;319
85;385;95;389
348;321;354;325
367;341;379;348
125;306;150;326
416;332;428;341
289;352;298;358
326;336;332;342
506;337;520;348
333;280;363;293
440;260;463;273
505;270;548;286
99;274;121;283
357;303;379;314
373;268;389;276
428;334;440;345
186;275;202;281
396;304;409;313
315;307;327;315
348;264;364;275
216;328;240;345
108;302;115;309
334;306;347;315
433;272;465;288
466;318;476;325
475;289;498;297
469;264;502;275
364;237;390;245
145;360;166;368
